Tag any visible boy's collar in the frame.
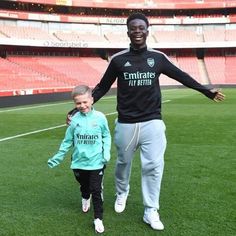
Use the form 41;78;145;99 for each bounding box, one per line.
80;107;94;116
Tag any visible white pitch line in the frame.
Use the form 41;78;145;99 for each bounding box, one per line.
0;112;117;142
0;96;116;113
163;100;171;103
0;99;171;143
0;102;72;113
0;95;167;114
0;124;66;142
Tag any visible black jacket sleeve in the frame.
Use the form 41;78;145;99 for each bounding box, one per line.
161;54;216;100
92;60;117;103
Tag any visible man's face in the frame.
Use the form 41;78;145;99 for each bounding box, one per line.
127;19;149;49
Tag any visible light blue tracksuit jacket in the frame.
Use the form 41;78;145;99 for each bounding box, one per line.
48;108;111;170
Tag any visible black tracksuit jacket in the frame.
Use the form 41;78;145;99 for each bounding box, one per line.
92;46;216;123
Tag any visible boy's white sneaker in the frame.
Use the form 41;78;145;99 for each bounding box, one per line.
94;218;104;233
82;197;90;213
143;209;164;230
114;192;128;213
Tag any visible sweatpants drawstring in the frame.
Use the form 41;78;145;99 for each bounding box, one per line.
125;123;140;151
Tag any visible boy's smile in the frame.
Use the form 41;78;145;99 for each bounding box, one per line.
74;93;94;114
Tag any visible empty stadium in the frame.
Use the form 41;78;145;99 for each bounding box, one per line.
0;1;235;236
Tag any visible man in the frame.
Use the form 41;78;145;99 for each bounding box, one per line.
67;13;225;230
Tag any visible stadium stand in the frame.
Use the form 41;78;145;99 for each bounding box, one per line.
203;29;226;42
177;56;202;82
1;23;235;45
2;56;109;94
159;55;182;86
153;30;203;43
225;55;236;84
204;56;226;84
0;56;69;96
225;29;236;41
0;25;57;41
0;0;235;101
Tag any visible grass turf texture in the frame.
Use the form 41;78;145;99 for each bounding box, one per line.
0;88;235;236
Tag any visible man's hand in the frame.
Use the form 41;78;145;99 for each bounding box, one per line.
211;89;225;102
66;108;78;125
66;114;73;126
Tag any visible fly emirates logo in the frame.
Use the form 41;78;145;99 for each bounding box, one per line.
76;134;99;145
123;71;156;86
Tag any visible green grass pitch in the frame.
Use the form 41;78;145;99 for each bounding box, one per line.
0;88;235;236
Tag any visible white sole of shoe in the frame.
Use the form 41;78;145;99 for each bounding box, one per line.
82;208;90;213
114;204;126;213
114;194;128;213
143;216;164;231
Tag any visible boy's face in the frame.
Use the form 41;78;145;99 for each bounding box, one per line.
74;92;93;114
127;18;149;49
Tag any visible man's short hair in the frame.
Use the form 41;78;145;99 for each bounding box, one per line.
126;12;149;28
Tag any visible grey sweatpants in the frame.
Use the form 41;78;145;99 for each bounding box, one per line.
114;119;167;210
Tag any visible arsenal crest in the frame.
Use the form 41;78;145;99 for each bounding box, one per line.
147;58;155;67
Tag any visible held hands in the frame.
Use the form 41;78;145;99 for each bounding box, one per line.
211;89;225;102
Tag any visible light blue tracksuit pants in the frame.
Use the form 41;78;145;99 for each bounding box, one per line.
114;119;167;210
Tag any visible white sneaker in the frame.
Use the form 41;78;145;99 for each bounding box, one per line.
82;197;90;213
143;209;164;230
94;218;104;233
114;192;128;213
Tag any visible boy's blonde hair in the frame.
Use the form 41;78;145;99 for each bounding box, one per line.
71;85;92;98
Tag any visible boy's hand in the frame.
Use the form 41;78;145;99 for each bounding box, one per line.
47;159;59;168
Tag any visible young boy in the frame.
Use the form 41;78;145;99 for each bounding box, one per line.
47;85;111;234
